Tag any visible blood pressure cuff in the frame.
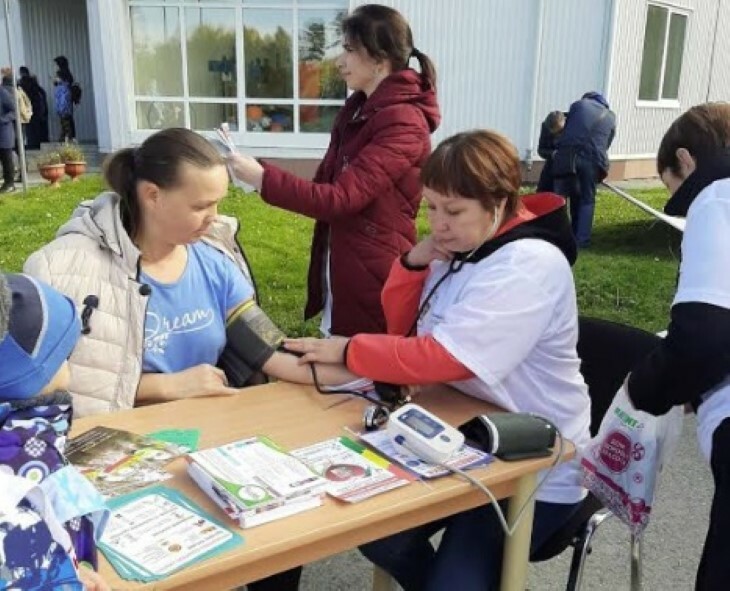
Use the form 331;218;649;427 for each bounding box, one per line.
218;300;286;388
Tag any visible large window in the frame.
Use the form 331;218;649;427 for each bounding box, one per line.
638;4;688;103
129;0;347;134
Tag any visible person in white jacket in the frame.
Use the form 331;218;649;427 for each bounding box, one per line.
24;128;355;420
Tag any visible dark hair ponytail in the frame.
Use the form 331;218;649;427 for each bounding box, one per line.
410;48;436;89
103;128;225;239
343;4;437;90
103;148;140;237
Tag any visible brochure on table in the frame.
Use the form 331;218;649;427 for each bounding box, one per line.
292;436;415;503
99;486;242;583
187;435;328;528
66;426;185;498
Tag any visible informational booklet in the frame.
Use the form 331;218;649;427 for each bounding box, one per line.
188;462;322;529
99;486;242;583
359;430;493;479
66;426;184;498
187;436;328;528
291;437;415;503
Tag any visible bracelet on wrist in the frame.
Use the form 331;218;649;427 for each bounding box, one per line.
400;252;428;271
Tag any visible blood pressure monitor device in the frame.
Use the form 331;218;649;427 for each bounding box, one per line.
387;403;464;464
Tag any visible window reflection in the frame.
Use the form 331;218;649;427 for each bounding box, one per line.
191;103;239;131
298;10;346;100
131;7;183;96
136;101;184;129
300;105;339;133
186;8;237;98
246;104;293;132
244;10;293;99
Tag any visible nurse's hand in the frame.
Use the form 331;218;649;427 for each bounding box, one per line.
404;236;452;268
227;153;264;191
284;336;350;365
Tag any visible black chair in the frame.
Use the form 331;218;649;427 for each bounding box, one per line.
529;316;662;591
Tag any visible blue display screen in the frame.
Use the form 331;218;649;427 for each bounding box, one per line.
398;409;444;439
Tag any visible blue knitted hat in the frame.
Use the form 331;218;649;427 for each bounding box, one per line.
0;274;80;399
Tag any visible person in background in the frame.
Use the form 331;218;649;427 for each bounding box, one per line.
627;102;730;591
286;130;591;591
19;65;49;150
551;91;615;248
0;273;110;591
228;4;440;338
53;55;75;142
0;67;16;194
536;110;566;192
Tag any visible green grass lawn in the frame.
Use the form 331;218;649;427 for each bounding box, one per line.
0;176;679;335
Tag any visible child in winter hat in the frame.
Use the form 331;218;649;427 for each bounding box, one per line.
0;273;110;590
0;273;80;398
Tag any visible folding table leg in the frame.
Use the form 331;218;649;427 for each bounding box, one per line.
500;472;538;591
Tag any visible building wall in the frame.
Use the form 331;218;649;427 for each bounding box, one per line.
377;0;611;160
0;0;25;70
20;0;98;143
608;0;723;159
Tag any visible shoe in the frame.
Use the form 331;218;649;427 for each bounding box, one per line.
0;184;16;194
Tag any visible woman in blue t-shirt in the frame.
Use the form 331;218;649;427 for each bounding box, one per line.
25;127;355;590
25;128;356;416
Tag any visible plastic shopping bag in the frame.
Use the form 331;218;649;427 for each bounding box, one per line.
580;385;683;535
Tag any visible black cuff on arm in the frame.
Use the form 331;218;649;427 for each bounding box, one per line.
218;301;286;387
629;302;730;415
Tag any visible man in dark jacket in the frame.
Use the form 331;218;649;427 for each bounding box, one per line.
552;91;616;248
0;70;17;194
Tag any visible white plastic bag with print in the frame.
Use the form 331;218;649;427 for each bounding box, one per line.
580;385;683;535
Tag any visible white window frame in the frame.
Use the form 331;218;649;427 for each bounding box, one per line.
127;0;351;155
635;2;690;109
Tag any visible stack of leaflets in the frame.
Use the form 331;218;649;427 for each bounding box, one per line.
292;436;415;503
99;486;242;583
66;426;185;498
187;436;328;528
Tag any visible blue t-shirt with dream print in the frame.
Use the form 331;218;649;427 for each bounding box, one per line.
140;242;254;373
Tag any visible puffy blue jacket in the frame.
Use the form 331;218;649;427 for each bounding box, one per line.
555;93;616;174
0;84;16;150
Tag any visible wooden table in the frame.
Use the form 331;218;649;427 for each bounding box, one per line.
72;382;574;591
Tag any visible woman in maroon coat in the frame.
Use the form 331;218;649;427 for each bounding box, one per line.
229;4;440;337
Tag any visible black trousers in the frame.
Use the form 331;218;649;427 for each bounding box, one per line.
247;566;302;591
0;147;13;185
696;417;730;590
59;114;75;141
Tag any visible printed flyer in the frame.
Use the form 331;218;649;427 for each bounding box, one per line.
292;437;415;503
66;426;184;498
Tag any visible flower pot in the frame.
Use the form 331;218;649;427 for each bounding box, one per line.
39;164;65;187
65;161;87;181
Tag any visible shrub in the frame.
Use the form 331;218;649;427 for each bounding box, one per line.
58;143;86;163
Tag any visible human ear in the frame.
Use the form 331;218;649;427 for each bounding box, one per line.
676;147;697;179
136;179;160;206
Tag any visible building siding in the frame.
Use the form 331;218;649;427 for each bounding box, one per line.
373;0;610;160
608;0;724;158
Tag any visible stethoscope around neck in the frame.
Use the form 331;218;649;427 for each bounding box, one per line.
407;205;503;336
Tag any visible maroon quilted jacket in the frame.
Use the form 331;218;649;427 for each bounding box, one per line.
260;69;440;336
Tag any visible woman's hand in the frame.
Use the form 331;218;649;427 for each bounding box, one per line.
137;364;240;404
227;153;264;191
284;336;351;365
405;236;453;268
78;565;111;591
170;364;240;399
